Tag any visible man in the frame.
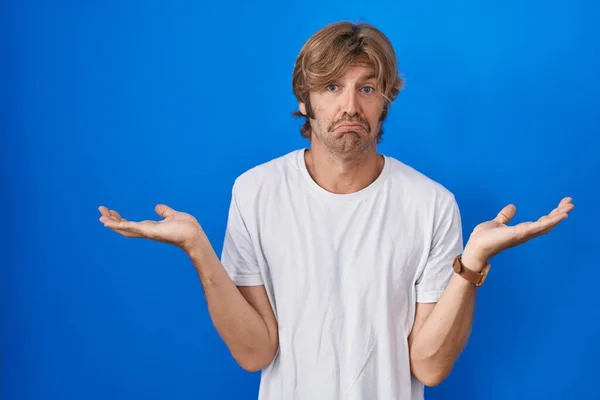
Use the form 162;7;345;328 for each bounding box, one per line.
98;21;574;400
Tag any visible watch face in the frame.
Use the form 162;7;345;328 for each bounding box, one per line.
452;256;462;273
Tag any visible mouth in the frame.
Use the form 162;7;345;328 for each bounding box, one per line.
335;124;367;131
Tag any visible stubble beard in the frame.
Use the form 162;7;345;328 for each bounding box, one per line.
312;119;379;162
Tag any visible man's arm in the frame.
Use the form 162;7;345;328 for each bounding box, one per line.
188;238;279;372
408;197;573;386
408;252;483;387
98;203;279;372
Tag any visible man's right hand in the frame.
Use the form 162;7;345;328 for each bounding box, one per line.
98;204;205;253
98;203;279;371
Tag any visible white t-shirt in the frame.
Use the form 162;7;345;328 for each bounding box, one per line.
221;148;463;400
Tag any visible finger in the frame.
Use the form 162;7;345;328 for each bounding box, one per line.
549;204;574;218
560;202;575;214
534;198;574;223
535;221;561;237
558;197;573;207
98;206;111;217
99;214;121;224
540;210;568;225
102;218;150;236
98;206;126;225
108;228;144;238
155;204;177;218
109;209;124;220
494;204;517;225
523;212;568;238
98;216;139;237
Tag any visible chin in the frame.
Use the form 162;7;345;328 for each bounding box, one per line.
330;135;374;156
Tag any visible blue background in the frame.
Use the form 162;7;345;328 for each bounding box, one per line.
2;0;598;399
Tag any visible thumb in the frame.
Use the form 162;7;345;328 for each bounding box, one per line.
155;204;177;218
493;204;516;224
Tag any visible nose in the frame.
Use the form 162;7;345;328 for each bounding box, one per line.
342;89;359;116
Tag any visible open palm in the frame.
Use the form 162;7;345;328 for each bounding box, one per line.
98;204;204;251
465;197;575;262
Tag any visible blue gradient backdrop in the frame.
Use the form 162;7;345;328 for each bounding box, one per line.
2;1;598;399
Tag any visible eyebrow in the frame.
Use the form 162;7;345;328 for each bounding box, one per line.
360;73;378;82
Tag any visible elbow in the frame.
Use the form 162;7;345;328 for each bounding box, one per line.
234;347;278;372
415;370;449;387
412;362;451;387
238;360;266;373
410;351;452;387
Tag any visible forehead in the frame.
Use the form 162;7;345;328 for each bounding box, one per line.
337;62;378;82
337;53;378;81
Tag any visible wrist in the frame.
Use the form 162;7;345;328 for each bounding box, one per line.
460;249;488;273
185;234;215;266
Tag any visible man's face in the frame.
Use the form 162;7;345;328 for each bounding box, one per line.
299;61;386;158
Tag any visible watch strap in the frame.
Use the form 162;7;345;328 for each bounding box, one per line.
452;255;490;286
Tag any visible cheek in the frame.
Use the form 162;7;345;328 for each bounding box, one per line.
368;103;386;121
313;106;335;123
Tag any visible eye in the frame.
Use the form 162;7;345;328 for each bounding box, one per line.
361;86;375;94
326;84;338;92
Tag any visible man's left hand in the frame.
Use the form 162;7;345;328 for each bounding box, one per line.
462;197;575;271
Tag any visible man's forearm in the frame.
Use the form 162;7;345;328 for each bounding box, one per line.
410;253;485;385
186;238;277;371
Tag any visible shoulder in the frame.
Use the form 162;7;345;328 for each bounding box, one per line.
384;155;458;208
230;148;303;199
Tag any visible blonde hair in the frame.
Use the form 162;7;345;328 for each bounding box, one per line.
291;21;405;141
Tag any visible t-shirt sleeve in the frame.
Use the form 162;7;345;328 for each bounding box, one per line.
415;194;464;303
220;185;264;286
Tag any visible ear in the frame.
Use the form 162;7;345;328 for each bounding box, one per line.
299;102;307;115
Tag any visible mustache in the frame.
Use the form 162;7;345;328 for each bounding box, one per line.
328;116;370;132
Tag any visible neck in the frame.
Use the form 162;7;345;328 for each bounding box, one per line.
304;144;384;195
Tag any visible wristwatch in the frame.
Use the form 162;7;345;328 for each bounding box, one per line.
452;255;491;286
